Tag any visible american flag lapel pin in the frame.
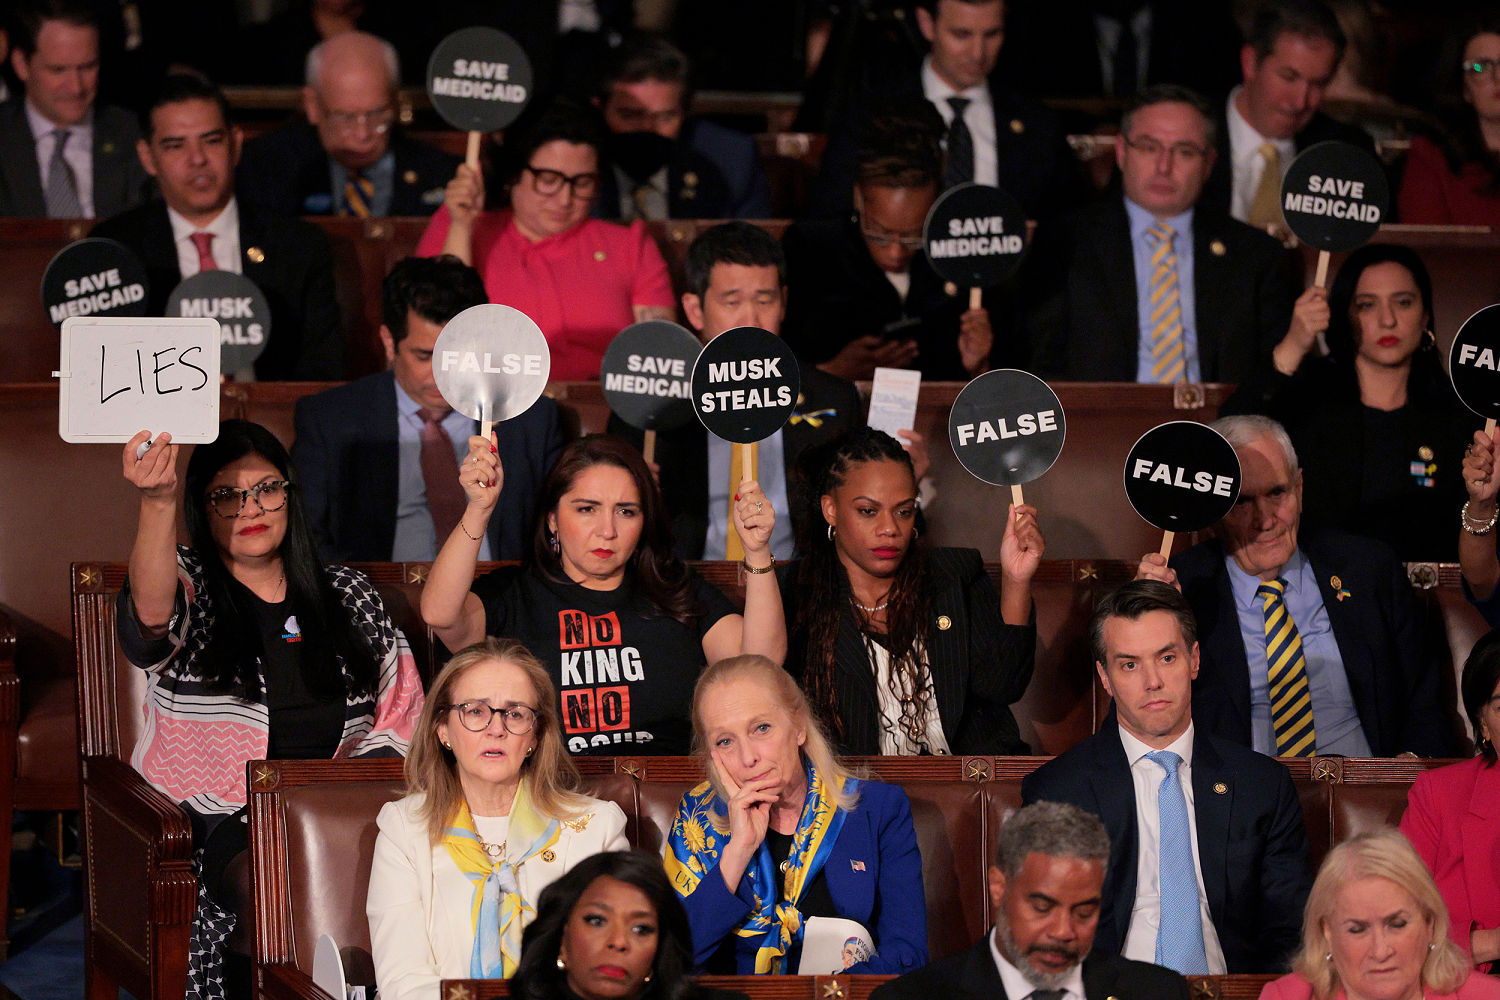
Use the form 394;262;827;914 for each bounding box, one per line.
850;859;866;872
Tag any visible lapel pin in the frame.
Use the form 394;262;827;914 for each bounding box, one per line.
1210;239;1226;257
943;281;958;296
1330;575;1351;601
1213;782;1228;795
541;849;556;863
402;169;418;185
246;246;265;263
1009;118;1025;134
102;141;115;155
936;615;952;630
1418;445;1434;461
850;859;866;872
683;171;698;187
593;250;607;262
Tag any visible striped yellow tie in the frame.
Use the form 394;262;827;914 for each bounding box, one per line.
1257;579;1316;757
344;169;374;218
1146;221;1185;383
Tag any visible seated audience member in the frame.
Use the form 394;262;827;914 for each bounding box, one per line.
782;428;1040;754
808;0;1077;221
1399;630;1500;972
511;851;746;1000
871;801;1190;1000
1398;13;1500;226
591;35;771;221
237;32;457;217
0;0;148;218
368;639;629;999
783;106;997;382
666;654;927;974
416;98;675;381
1223;244;1470;561
93;74;344;381
420;435;786;756
1461;428;1500;627
1207;0;1374;231
1258;828;1500;1000
1137;414;1453;758
1025;581;1312;975
609;222;863;561
1026;84;1298;383
292;255;564;562
120;419;423;999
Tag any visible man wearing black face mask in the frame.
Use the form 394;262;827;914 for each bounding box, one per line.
592;35;771;221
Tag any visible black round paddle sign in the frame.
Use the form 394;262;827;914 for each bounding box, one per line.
923;182;1029;287
166;270;271;374
690;326;800;443
601;320;701;432
42;237;149;327
431;303;551;423
948;369;1065;486
425;27;534;133
1281;141;1389;252
1449;304;1500;421
1124;421;1242;532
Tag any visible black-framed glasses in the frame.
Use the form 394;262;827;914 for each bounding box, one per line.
207;480;293;519
1463;57;1500;78
322;105;396;135
446;701;538;735
1122;135;1209;163
858;211;925;250
525;165;600;199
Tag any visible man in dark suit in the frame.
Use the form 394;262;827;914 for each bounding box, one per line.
1204;0;1374;228
611;221;862;560
1023;580;1313;975
1026;84;1298;383
1137;415;1454;758
0;0;147;218
291;255;563;563
873;800;1190;1000
92;74;343;381
591;35;771;221
236;32;457;218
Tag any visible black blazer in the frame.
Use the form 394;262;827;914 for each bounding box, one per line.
1173;530;1455;757
289;370;565;562
609;366;862;560
91;198;344;380
236;122;459;217
0;100;149;217
871;936;1191;1000
779;547;1035;754
1201;109;1376;221
1024;197;1299;382
1022;725;1313;974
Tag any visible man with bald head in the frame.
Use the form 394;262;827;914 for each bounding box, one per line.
237;31;457;217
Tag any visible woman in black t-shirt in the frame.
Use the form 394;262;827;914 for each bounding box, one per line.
422;434;787;755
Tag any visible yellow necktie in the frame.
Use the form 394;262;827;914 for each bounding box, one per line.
1258;579;1317;757
344;170;374;218
1248;142;1283;232
1146;221;1185;384
724;442;758;561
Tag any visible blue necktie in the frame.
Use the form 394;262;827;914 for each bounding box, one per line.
1145;749;1209;974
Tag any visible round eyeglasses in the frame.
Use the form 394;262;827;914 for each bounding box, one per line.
446;701;538;735
206;480;292;519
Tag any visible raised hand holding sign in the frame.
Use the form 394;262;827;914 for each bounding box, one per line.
948;368;1065;507
1449;304;1500;437
430;303;551;439
1124;421;1242;558
426;27;534;169
924;183;1029;312
600;320;701;464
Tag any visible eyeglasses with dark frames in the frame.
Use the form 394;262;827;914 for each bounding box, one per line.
445;701;538;735
525;165;600;199
206;480;293;519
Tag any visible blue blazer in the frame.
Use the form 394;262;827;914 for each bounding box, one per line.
680;779;928;975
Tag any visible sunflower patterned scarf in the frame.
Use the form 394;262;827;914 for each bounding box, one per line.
665;764;855;973
441;779;561;979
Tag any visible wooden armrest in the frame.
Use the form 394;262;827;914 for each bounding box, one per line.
260;964;338;1000
82;755;194;853
0;604;17;728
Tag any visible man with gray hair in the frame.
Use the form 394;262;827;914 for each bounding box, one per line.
237;31;457;217
873;801;1188;1000
1136;413;1451;757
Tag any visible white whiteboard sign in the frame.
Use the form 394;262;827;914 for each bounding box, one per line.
55;316;222;443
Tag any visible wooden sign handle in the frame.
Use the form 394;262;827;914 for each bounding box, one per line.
1313;250;1331;289
1010;484;1024;506
1487;418;1496;439
1158;530;1175;560
642;429;657;465
466;131;482;170
480;400;493;442
969;287;983;311
743;441;758;484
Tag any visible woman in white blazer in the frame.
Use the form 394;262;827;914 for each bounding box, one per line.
368;638;629;1000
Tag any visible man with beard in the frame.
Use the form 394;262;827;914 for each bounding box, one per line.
871;800;1189;1000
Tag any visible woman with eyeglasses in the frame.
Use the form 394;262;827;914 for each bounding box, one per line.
416;97;675;381
1398;11;1500;225
118;419;424;1000
368;638;628;1000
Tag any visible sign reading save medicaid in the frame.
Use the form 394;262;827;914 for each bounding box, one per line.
1448;304;1500;427
1281;140;1389;252
690;326;800;443
923;182;1029;289
1124;421;1241;532
600;320;701;431
42;238;149;328
431;303;551;426
166;270;271;376
425;27;534;133
948;369;1065;487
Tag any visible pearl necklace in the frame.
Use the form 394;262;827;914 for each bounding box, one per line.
852;599;889;613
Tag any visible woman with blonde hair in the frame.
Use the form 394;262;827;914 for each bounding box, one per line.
1260;828;1500;1000
368;638;629;1000
665;655;927;975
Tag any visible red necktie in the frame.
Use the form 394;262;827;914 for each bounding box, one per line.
419;408;468;546
190;232;218;272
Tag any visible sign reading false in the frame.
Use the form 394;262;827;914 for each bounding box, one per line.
948;368;1065;506
426;27;533;167
690;326;800;444
54;316;221;443
1124;420;1242;558
42;238;149;328
1448;303;1500;436
165;270;271;378
601;320;701;463
431;303;551;437
923;182;1029;309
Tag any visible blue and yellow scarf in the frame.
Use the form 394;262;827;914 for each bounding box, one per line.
665;764;856;973
441;779;561;979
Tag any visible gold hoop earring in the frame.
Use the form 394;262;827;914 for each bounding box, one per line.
1425;328;1437;349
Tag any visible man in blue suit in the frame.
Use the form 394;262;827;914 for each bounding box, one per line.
1022;580;1312;974
291;255;564;563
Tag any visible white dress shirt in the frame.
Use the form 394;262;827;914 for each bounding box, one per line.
921;57;998;188
1118;723;1228;974
989;926;1086;1000
26;101;94;218
1225;88;1295;224
167;197;243;276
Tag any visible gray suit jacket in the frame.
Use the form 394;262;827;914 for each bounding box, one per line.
0;99;149;217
